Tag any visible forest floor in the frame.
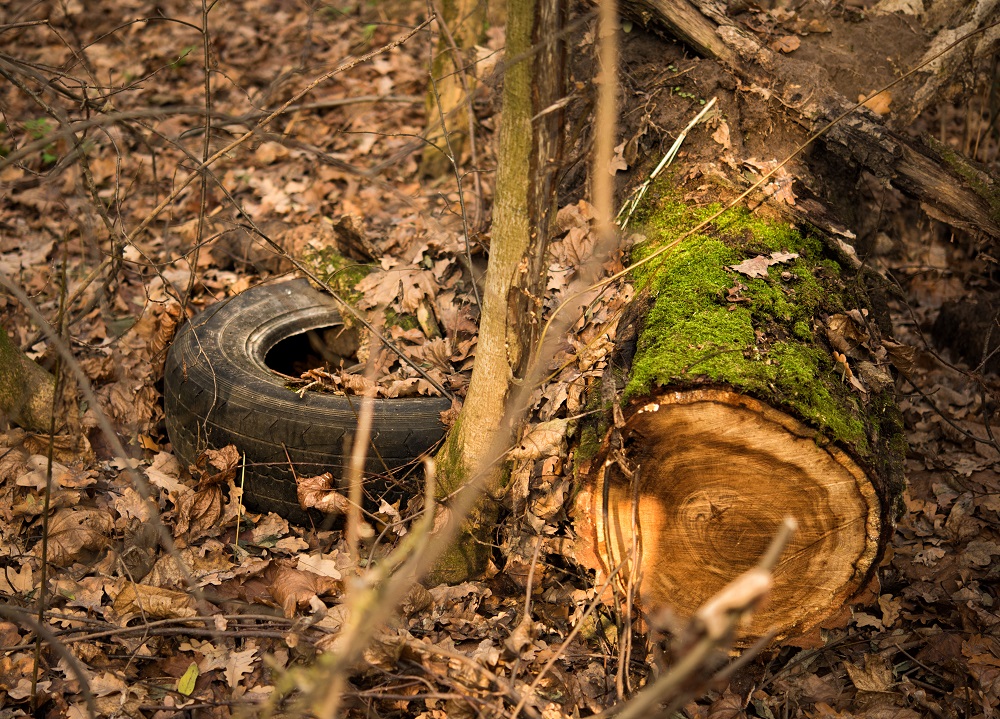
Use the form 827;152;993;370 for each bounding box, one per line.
0;1;999;718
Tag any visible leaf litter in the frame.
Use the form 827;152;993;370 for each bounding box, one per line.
0;0;998;717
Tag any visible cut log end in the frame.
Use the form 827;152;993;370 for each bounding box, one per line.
578;388;882;640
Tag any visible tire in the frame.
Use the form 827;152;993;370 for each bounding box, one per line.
164;279;451;523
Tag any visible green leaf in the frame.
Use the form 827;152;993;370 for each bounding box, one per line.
177;662;199;696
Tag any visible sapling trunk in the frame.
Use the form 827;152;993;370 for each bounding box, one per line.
430;0;566;583
0;325;56;432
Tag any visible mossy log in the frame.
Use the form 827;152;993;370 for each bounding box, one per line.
619;0;1000;241
574;195;906;640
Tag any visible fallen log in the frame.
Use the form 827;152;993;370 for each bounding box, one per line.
619;0;1000;240
574;192;906;640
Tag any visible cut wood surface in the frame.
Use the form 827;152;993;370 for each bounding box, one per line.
574;191;906;641
583;389;880;639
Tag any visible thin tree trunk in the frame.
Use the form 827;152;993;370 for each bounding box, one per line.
431;0;565;583
0;325;56;432
420;0;486;178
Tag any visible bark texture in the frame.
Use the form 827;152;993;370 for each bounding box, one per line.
430;0;565;583
420;0;486;178
620;0;1000;240
0;325;56;432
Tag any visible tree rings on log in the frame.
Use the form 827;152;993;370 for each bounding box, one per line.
571;188;905;641
577;388;881;640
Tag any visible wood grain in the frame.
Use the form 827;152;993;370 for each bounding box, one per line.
587;389;879;639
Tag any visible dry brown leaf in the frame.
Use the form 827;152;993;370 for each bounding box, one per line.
20;455;96;489
250;513;290;542
707;687;745;719
224;641;259;688
562;226;597;268
148;301;182;365
608;141;628;174
0;622;20;647
846;654;894;693
712;120;731;150
297;472;352;515
878;594;902;627
44;507;114;566
266;563;339;618
91;671;128;697
770;35;800;53
254;141;290;166
413;337;453;371
111;583;199;624
729;252;799;279
860;90;892;117
3;562;33;594
509;419;568;461
174;485;224;540
555;200;595;233
113;487;153;523
296;553;344;580
401;583;433;617
826;313;870;356
194;444;241;487
882;340;915;375
398;268;438;313
146;451;184;495
386;377;435;397
356;265;437;313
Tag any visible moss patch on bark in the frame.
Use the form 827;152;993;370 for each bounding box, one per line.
624;186;871;451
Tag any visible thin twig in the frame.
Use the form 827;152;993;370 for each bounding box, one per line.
0;604;97;719
507;554;634;719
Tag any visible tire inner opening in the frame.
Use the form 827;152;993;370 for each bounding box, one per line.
265;325;360;377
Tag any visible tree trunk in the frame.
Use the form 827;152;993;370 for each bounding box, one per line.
430;0;566;583
420;0;486;179
0;325;56;433
573;194;906;640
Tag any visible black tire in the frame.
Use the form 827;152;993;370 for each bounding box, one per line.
164;279;450;523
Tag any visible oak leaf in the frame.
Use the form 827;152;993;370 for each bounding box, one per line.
729;252;799;279
266;563;339;618
770;35;800;53
45;507;114;566
111;583;198;624
297;472;352;515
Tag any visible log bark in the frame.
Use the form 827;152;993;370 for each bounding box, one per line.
574;195;906;640
619;0;1000;241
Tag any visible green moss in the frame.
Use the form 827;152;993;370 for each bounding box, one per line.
624;188;869;450
435;413;469;496
300;247;426;333
384;309;421;332
928;136;1000;224
575;424;602;465
300;246;371;299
